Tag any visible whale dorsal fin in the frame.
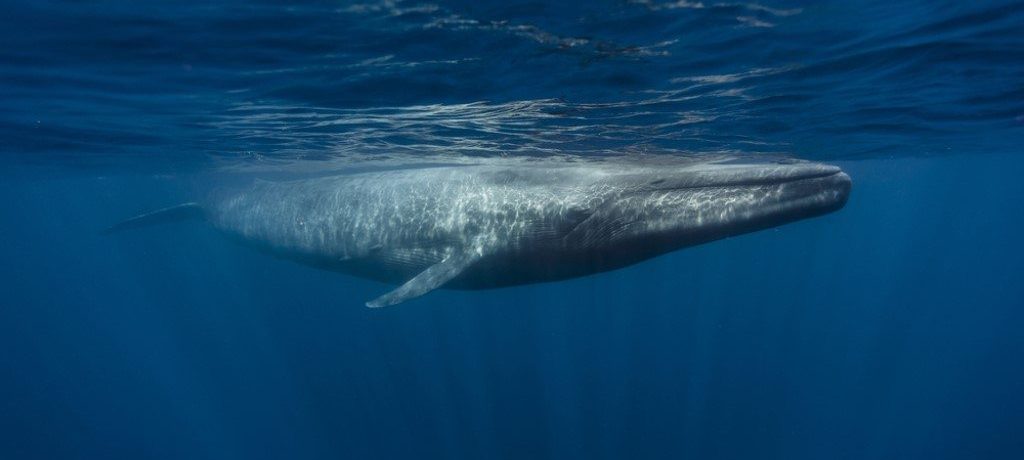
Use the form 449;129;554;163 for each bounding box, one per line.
103;202;205;234
366;247;484;308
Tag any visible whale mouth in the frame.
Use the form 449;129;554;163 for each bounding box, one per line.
773;169;852;216
653;161;852;226
635;160;852;210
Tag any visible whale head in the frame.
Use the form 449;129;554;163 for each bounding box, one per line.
565;158;851;264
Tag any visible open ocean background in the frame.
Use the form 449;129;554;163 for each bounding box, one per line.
1;1;1023;458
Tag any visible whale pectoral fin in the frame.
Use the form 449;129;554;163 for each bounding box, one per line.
366;248;482;308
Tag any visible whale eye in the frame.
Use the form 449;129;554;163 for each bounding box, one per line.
649;179;666;186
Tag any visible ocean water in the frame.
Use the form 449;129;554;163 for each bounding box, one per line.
1;1;1023;459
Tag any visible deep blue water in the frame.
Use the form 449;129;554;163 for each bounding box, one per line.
2;1;1023;459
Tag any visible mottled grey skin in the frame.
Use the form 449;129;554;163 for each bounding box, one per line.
183;157;849;306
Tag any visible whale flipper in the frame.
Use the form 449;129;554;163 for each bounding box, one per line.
366;248;483;308
103;202;205;234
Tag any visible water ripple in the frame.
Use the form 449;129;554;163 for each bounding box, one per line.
1;0;1020;172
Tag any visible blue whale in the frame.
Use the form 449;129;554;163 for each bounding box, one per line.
107;157;851;307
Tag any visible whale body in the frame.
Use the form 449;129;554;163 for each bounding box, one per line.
107;157;851;307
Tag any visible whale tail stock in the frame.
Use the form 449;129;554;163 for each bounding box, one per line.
102;202;206;235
